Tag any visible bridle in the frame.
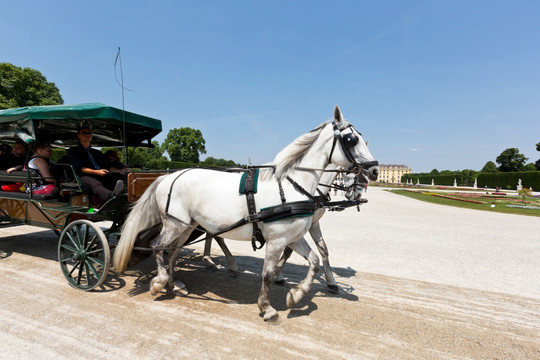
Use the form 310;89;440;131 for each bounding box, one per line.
328;121;378;175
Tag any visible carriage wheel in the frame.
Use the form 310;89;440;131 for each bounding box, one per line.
58;220;110;291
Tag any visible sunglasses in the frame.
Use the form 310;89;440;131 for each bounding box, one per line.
80;131;93;135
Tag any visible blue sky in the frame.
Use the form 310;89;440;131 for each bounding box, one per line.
2;1;540;172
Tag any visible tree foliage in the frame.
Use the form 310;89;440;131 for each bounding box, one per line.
496;148;528;172
202;156;241;167
0;62;63;109
481;161;498;173
163;127;206;163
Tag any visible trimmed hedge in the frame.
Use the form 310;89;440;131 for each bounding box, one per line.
402;171;540;190
477;171;540;190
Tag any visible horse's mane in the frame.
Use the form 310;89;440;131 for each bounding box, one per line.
259;121;329;181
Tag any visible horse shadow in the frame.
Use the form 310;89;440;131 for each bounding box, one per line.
121;248;359;318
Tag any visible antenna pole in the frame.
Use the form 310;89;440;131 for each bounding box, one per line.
114;47;128;167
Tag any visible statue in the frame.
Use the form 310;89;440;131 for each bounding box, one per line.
517;178;523;191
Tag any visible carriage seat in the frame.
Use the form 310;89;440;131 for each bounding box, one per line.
0;170;64;201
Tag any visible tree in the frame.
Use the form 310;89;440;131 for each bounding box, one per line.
128;141;168;169
0;62;63;109
536;142;540;170
495;148;528;172
481;161;498;173
458;169;478;186
163;127;206;163
429;169;439;175
518;187;532;203
202;156;240;167
523;163;536;171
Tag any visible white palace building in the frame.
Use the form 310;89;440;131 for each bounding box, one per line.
376;164;412;184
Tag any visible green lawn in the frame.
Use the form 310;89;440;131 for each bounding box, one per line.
388;189;540;217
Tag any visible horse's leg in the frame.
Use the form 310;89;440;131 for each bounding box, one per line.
214;236;239;276
202;236;238;276
149;221;188;296
285;237;320;308
150;246;169;296
273;246;293;284
202;234;218;271
309;221;338;293
258;240;286;323
167;226;196;296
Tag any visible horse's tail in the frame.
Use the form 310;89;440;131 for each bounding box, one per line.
113;175;166;273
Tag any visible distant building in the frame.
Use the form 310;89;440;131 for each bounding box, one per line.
376;164;411;183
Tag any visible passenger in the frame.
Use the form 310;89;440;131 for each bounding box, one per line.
0;140;28;192
0;139;28;171
67;126;125;202
0;143;12;156
104;150;130;172
23;141;58;195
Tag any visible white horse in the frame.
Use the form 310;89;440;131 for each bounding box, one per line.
201;166;369;293
272;167;368;292
113;106;379;322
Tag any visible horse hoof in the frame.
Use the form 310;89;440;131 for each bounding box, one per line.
150;279;164;296
274;279;285;285
263;311;280;324
229;269;239;278
327;284;339;294
286;288;304;308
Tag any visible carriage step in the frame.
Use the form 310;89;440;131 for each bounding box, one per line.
38;204;90;212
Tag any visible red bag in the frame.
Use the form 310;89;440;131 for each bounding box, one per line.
1;182;24;192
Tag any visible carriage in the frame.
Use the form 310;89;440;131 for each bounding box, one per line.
0;102;163;291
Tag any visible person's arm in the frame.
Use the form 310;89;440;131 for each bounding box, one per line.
81;166;109;177
6;164;23;173
34;158;55;184
109;166;129;175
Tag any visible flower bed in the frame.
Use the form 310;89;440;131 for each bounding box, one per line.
506;205;540;210
422;192;486;204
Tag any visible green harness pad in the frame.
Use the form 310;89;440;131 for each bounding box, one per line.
239;168;259;194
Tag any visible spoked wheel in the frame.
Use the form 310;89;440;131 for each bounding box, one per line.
58;220;110;291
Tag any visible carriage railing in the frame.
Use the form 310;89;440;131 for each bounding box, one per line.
0;163;84;200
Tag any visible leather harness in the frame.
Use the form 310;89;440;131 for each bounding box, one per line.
134;121;377;252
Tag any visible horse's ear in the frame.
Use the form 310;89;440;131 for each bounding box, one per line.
334;105;343;125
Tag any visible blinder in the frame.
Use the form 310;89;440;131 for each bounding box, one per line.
330;121;377;170
342;132;359;148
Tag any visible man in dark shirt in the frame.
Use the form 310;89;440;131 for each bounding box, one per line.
67;126;125;201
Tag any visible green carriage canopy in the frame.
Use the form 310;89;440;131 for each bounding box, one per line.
0;103;162;147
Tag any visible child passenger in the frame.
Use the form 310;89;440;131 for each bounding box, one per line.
24;141;58;195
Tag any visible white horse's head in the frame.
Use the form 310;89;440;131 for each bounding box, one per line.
343;172;368;201
330;106;379;181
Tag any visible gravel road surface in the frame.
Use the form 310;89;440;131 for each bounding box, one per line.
1;187;539;359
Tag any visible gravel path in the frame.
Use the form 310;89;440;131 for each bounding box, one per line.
0;187;539;359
